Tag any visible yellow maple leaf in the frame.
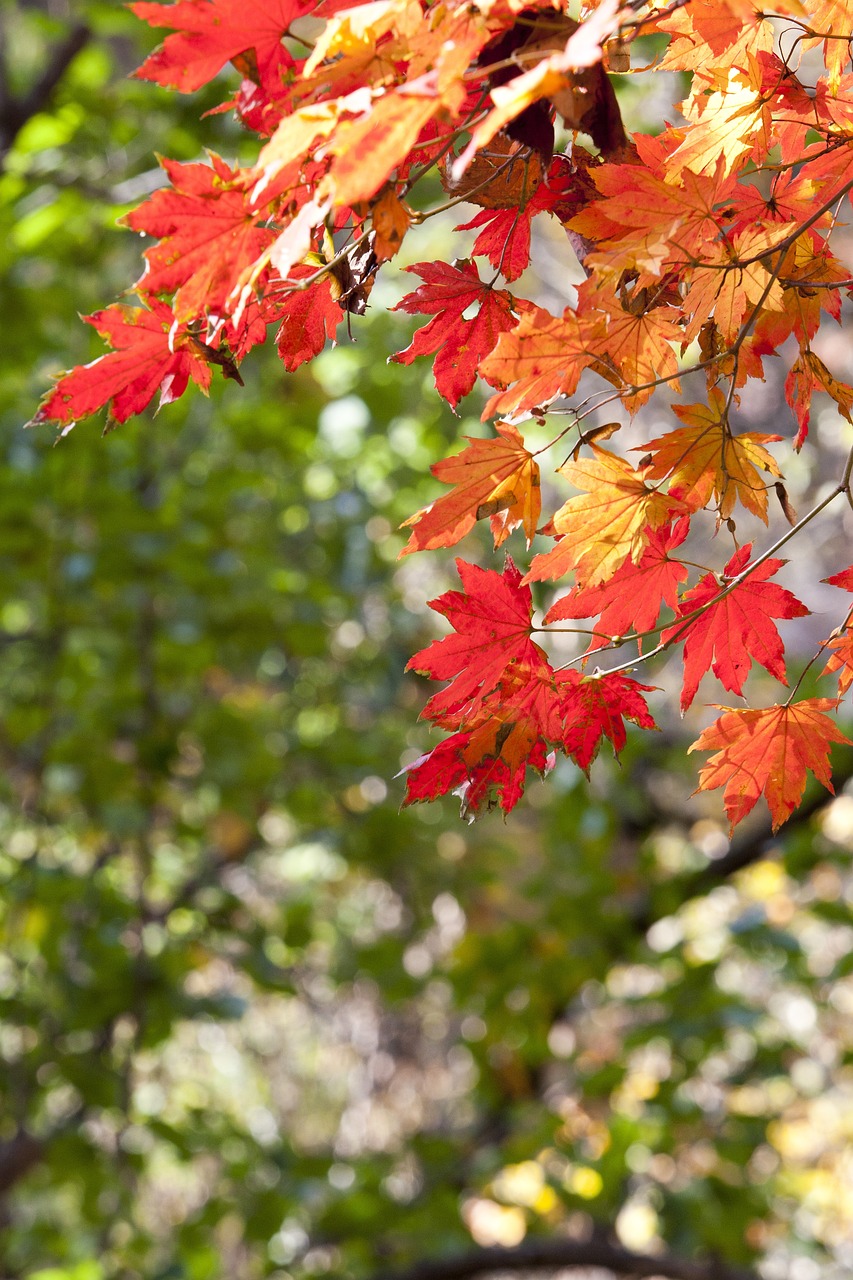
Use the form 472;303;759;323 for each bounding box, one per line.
639;386;782;522
669;70;770;179
524;446;686;587
303;0;423;79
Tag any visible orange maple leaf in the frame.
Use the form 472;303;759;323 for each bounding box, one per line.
480;306;602;419
525;447;686;587
639;386;782;522
594;302;682;410
400;422;540;557
690;700;850;833
669;69;771;179
822;630;853;697
784;348;853;450
371;186;412;262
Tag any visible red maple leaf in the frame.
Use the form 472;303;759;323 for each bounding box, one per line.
455;154;598;283
391;260;516;409
400;727;554;817
131;0;308;94
407;556;544;725
558;670;658;772
544;518;690;650
825;565;853;592
820;566;853;695
403;558;660;813
403;644;564;815
663;544;809;712
690;700;850;833
271;267;343;371
122;153;276;321
29;300;213;429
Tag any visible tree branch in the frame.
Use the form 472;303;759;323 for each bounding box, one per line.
0;1129;43;1196
372;1237;758;1280
0;22;91;162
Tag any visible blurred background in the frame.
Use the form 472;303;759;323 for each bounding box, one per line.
2;4;853;1279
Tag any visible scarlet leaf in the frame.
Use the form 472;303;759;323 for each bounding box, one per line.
30;300;213;429
558;670;658;773
391;260;516;409
272;268;342;372
400;422;541;557
407;557;544;727
824;565;853;592
131;0;306;93
400;726;554;817
662;544;809;712
456;153;597;282
544;518;690;649
123;153;275;321
690;700;850;833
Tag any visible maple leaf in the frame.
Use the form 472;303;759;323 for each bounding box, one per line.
656;0;776;86
400;422;541;557
669;67;771;179
571;161;736;285
480;306;601;419
690;700;850;833
403;622;564;817
400;726;554;817
456;153;596;283
825;565;853;593
558;670;658;773
544;518;690;650
662;544;809;712
371;187;412;263
406;557;544;727
819;566;853;696
391;260;516;410
822;630;853;697
29;301;213;430
131;0;307;93
271;267;342;372
122;153;275;322
681;225;788;348
525;447;686;588
445;132;546;214
784;349;853;450
639;387;782;522
595;302;682;409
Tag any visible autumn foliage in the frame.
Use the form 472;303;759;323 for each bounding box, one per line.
32;0;853;832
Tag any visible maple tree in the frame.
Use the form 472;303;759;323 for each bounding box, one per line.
31;0;853;833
